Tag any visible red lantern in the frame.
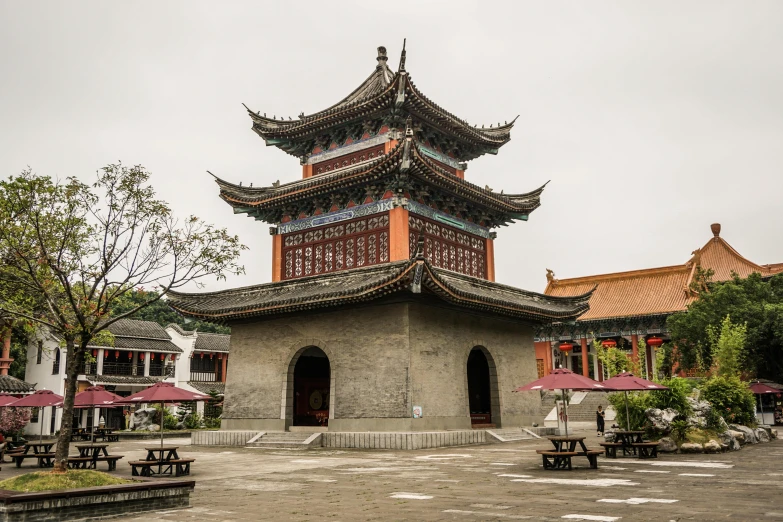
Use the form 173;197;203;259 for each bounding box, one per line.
210;353;214;359
218;353;222;360
92;349;98;357
128;352;132;359
170;354;176;361
160;353;165;361
140;353;145;361
647;336;664;347
601;339;617;348
114;350;119;358
200;352;204;359
104;350;109;358
559;343;574;353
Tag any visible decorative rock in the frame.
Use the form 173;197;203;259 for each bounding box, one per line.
717;416;730;432
718;431;741;451
771;429;778;439
132;408;158;430
755;428;770;443
679;442;704;453
729;429;745;444
645;408;679;432
148;424;161;432
703;440;722;453
657;437;678;453
604;432;615;442
729;424;757;444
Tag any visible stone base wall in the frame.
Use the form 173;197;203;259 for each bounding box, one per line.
223;299;543;431
0;482;193;522
322;430;485;449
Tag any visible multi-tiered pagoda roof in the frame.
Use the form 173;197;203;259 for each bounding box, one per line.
244;45;514;161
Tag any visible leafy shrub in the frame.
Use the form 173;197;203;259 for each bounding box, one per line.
670;419;689;442
184;413;202;430
699;375;756;426
608;392;651;431
203;417;221;429
648;377;693;415
703;404;725;431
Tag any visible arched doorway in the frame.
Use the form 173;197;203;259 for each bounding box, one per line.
292;346;331;427
467;346;499;427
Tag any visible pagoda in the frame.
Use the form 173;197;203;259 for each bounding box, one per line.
169;45;591;434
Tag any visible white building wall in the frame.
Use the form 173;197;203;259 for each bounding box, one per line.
24;333;65;436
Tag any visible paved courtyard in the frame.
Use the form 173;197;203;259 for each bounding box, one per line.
6;429;783;521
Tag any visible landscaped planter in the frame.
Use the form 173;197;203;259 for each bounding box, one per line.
0;478;194;521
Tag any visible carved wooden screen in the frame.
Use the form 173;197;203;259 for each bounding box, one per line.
408;215;487;279
282;214;390;280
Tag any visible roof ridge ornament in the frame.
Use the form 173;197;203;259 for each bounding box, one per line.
400;117;413;172
376;46;388;69
398;38;407;72
410;233;425;294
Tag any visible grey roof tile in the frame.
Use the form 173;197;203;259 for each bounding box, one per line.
0;375;36;393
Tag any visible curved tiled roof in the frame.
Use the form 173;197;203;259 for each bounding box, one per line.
167;257;592;325
212;137;544;227
0;375;35;394
90;319;182;353
544;224;783;321
244;45;514;159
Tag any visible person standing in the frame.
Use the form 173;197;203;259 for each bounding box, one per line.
596;405;605;436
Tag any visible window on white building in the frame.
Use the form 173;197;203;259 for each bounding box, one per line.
36;340;43;364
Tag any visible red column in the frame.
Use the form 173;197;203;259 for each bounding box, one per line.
485;237;495;282
221;355;228;383
581;338;589;378
545;340;553;374
631;334;639;368
645;344;654;380
271;235;283;282
0;325;11;376
388;207;410;261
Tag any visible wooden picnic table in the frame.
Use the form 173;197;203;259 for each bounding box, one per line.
613;430;645;456
539;436;601;470
75;444;109;459
144;446;180;462
23;442;56;455
9;442;56;468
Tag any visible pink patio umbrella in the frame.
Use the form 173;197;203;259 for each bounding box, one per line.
10;389;64;443
115;382;210;448
601;372;669;431
749;381;779;424
53;386;125;439
0;393;21;406
515;368;610;436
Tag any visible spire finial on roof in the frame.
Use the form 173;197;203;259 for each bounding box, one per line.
398;38;407;71
711;223;721;237
377;46;388;64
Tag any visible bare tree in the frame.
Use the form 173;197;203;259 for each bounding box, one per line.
0;164;245;472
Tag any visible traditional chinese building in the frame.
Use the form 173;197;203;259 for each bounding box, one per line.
168;45;590;432
536;223;783;380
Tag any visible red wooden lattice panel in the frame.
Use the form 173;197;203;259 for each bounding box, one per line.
312;144;386;176
408;215;487;279
282;214;390;280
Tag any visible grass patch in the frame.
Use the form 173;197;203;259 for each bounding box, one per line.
0;470;134;493
684;428;722;445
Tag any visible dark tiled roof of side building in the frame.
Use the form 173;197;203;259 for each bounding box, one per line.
0;375;36;394
187;382;225;395
165;324;230;353
90;319;183;353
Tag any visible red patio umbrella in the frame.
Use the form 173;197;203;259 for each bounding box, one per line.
115;382;210;448
10;389;64;443
749;381;778;424
0;393;20;406
53;386;125;440
515;368;609;436
601;372;669;431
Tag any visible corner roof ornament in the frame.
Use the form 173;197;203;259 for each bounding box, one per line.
398;38;407;72
376;46;388;69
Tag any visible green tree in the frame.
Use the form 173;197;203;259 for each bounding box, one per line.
667;272;783;382
592;338;630;378
0;164;245;471
708;315;747;377
109;288;229;334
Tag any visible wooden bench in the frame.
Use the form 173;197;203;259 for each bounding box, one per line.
536;450;578;470
10;453;55;468
599;442;624;458
577;450;603;469
68;455;124;471
129;458;195;477
631;442;659;459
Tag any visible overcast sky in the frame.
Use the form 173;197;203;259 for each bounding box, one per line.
2;1;781;294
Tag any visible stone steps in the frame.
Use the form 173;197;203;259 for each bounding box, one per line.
247;431;322;448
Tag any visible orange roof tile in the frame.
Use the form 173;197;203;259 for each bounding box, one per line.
545;223;783;321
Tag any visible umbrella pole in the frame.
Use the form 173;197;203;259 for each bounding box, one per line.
759;393;765;425
624;391;631;431
161;402;164;450
563;390;569;437
39;406;44;443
